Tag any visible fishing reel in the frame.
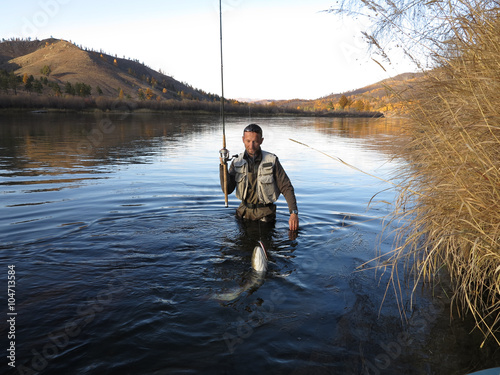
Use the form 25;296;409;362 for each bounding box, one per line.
219;148;237;164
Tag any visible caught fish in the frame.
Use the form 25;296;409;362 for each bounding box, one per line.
213;241;268;302
251;241;268;272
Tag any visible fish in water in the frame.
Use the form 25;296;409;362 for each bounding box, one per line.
251;241;268;272
213;241;268;302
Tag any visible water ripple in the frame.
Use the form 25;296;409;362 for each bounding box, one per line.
0;114;493;374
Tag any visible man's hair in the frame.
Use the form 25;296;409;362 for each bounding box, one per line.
243;123;263;136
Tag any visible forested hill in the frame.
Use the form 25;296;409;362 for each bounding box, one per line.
0;38;217;102
0;38;417;116
271;72;423;114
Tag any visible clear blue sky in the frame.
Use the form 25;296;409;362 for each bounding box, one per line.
1;0;414;100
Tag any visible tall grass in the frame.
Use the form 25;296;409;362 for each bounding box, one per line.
383;4;500;345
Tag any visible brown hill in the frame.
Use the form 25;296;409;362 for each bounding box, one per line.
0;38;214;101
0;38;55;66
274;72;424;114
328;72;422;99
0;38;419;115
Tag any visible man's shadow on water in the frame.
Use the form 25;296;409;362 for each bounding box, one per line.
234;218;276;253
234;215;299;251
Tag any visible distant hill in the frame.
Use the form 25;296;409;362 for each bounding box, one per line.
0;38;217;101
0;38;51;66
274;72;424;114
323;72;422;100
0;38;420;116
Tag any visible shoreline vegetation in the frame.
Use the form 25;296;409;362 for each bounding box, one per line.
334;0;500;345
0;37;387;118
0;93;384;118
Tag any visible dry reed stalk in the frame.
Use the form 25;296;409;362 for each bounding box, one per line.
385;5;500;345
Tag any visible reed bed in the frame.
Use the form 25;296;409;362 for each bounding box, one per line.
384;5;500;345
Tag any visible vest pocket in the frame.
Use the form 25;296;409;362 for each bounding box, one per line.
235;167;247;200
260;174;274;184
258;174;278;204
259;164;273;178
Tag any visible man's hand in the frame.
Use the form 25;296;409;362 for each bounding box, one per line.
289;213;299;232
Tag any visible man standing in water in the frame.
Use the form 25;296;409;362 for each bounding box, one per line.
219;124;299;232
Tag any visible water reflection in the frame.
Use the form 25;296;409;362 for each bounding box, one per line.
0;112;215;170
0;113;404;173
0;113;498;374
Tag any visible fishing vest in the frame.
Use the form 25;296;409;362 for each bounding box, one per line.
233;151;281;205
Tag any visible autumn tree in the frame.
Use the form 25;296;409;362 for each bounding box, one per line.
137;88;145;100
40;65;51;76
338;94;349;109
353;99;365;111
24;75;35;93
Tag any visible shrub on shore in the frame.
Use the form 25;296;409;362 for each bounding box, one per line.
380;3;500;345
332;0;500;345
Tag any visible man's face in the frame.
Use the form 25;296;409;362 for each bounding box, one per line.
242;131;263;157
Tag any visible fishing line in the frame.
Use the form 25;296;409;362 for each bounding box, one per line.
219;0;225;139
289;138;426;197
219;0;229;207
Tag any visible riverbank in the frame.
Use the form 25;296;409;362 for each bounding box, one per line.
0;94;384;118
385;6;500;346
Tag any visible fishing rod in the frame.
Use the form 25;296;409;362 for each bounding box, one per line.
219;0;230;207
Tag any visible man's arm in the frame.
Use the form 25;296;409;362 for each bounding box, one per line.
275;158;297;211
274;158;299;231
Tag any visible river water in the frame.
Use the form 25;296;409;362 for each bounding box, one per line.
0;112;498;374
